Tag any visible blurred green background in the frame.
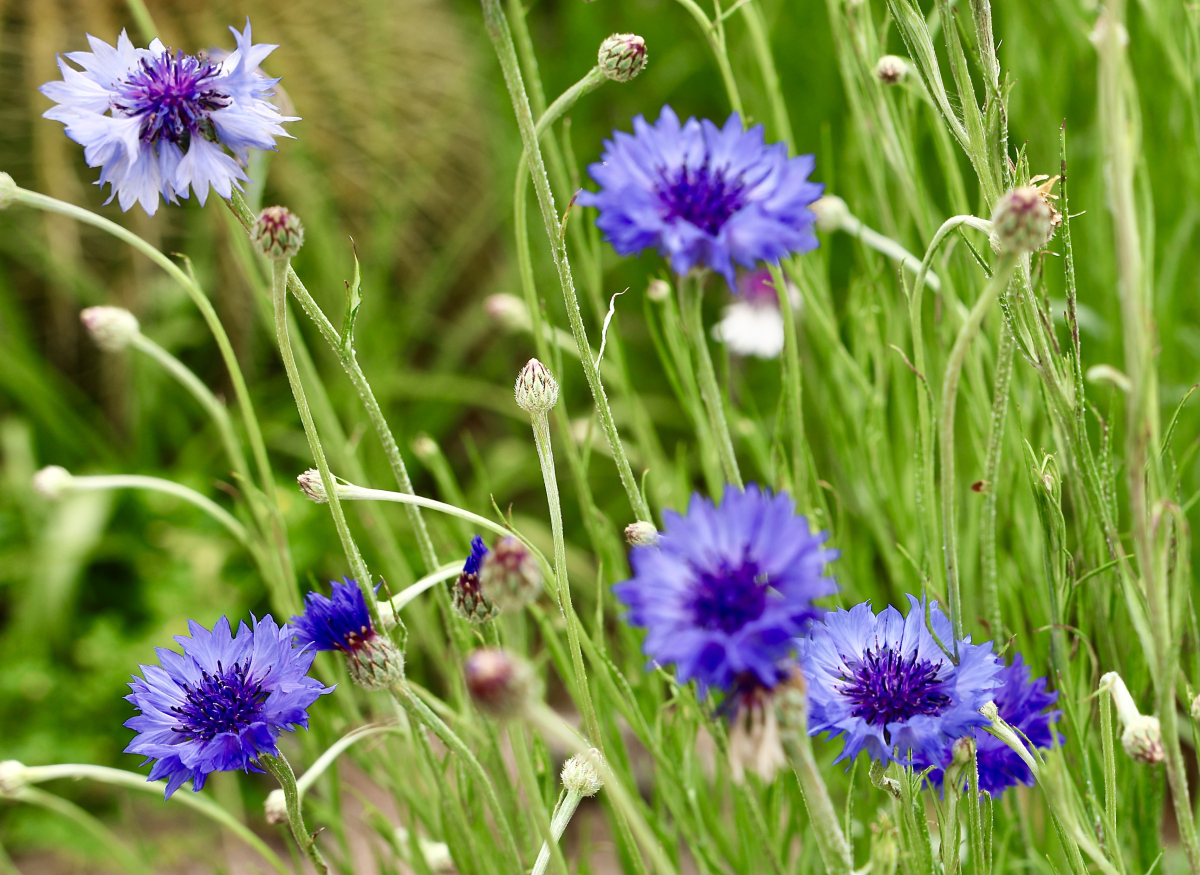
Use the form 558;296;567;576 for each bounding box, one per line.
0;0;1195;868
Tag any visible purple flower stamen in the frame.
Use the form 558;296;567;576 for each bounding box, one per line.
116;52;229;146
841;648;951;730
171;660;268;741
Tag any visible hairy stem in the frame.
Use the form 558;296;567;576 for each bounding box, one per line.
259;753;329;875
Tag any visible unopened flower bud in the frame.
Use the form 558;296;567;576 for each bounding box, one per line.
464;648;537;719
0;761;25;795
646;278;671;302
297;468;328;503
515;359;559;414
411;433;439;462
347;635;405;691
264;789;287;825
991;187;1054;254
810;194;850;233
479;535;542;613
484;294;532;332
598;34;647;83
32;465;73;499
624;521;658;547
252;206;305;261
1122;715;1164;765
562;749;605;797
874;55;908;85
0;173;16;210
80;306;140;352
979;700;999;721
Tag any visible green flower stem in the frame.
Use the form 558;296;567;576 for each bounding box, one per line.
531;781;584;875
389;681;523;873
775;682;854;875
938;252;1017;643
1098;688;1129;874
128;332;250;487
671;0;744;116
12;187;295;597
908;214;992;585
528;408;602;746
740;0;792;146
56;474;252;552
226;192;440;575
679;272;743;490
270;259;378;627
526;703;676;875
383;563;462;618
294;724;399;799
11;786;146;873
514;725;570;875
979;322;1015;637
15;763;287;873
768;263;810;509
259;753;330;875
480;0;652;525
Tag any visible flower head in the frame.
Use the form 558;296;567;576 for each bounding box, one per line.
479;535;543;613
598;34;647;83
124;615;331;798
799;597;1002;767
928;654;1061;795
578;106;823;290
613;485;838;696
291;579;403;689
452;536;499;623
40;21;296;215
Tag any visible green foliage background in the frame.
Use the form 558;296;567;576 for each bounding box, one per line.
0;0;1195;869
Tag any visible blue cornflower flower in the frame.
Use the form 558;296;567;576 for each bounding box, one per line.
40;21;296;214
452;535;500;623
124;615;331;798
292;579;404;689
613;485;838;696
799;597;1002;768
929;654;1061;795
577;106;823;290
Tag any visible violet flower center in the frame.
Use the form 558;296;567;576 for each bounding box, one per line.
116;53;230;145
657;163;746;234
171;660;268;741
840;647;951;729
690;561;768;633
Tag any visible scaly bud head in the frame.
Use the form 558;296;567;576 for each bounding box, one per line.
598;34;647;83
0;173;16;210
252;206;305;261
297;469;328;503
80;306;140;352
479;535;543;613
32;465;73;499
810;194;850;233
561;749;605;797
874;55;908;85
624;520;659;547
1121;715;1164;765
464;648;537;720
991;187;1054;254
515;359;559;414
345;635;405;691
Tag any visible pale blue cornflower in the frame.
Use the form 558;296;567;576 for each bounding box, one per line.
578;106;823;290
40;21;296;214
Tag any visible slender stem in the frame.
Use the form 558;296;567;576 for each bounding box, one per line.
837;211;943;291
979;322;1015;637
527;703;675;875
384;563;462;617
775;681;854;875
60;474;252;550
129;333;250;483
479;0;652;524
769;264;809;508
679;272;743;490
672;0;745;116
514;726;571;875
226;192;440;574
532;785;584;875
259;753;329;875
389;681;524;873
938;254;1017;644
14;188;294;593
20;763;287;872
1098;689;1128;874
271;259;377;625
740;1;793;146
529;410;602;745
294;724;398;798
